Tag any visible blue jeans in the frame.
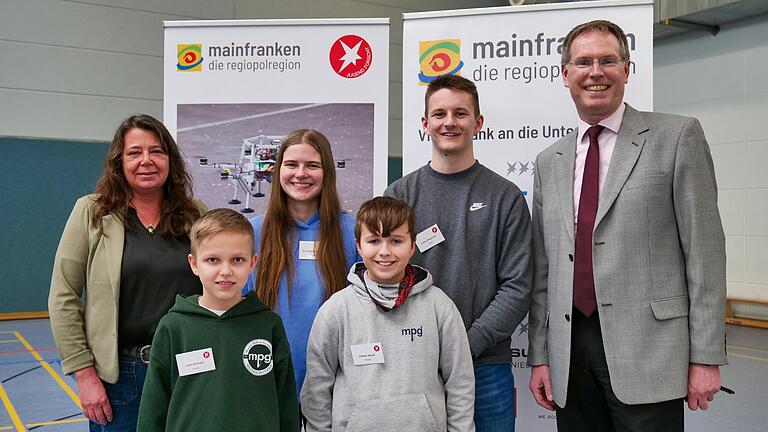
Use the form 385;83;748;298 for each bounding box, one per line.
474;363;516;432
89;357;148;432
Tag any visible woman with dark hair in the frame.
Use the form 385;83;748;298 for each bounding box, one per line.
246;129;358;400
48;114;206;431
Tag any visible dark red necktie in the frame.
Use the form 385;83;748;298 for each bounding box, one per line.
573;125;604;317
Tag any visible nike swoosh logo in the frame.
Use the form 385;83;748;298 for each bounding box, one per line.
469;203;487;212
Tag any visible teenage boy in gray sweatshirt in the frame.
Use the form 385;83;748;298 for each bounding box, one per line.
385;74;531;432
301;196;475;432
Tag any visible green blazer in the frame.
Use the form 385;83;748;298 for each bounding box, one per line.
48;194;207;383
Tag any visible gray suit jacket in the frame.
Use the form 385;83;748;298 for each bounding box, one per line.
527;105;727;406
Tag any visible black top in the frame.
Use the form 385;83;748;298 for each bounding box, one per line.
118;207;202;347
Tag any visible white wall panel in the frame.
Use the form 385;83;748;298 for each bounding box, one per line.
726;281;745;298
743;92;768;142
0;88;162;141
388;118;402;161
743;142;768;189
658;97;746;146
743;14;768;95
75;0;235;19
0;0;241;141
709;142;746;190
0;41;161;100
745;237;768;285
654;32;745;106
745;283;768;301
0;0;178;56
655;14;768;301
361;0;503;11
719;189;746;236
745;189;768;236
725;235;745;283
389;43;403;86
389;81;402;119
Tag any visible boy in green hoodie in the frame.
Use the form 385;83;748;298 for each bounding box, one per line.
137;208;300;432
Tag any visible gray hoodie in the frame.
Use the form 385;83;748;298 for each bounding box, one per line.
301;264;475;432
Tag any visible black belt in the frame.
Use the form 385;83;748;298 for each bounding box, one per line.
118;344;151;364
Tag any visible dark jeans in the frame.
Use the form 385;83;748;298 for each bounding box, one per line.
556;311;683;432
89;357;148;432
474;363;516;432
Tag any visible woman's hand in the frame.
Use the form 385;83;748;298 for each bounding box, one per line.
73;366;113;425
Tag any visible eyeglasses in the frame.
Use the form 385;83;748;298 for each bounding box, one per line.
569;57;624;69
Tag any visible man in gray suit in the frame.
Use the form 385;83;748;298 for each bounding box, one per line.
527;20;727;431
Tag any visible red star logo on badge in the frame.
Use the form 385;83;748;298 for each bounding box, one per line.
329;35;372;78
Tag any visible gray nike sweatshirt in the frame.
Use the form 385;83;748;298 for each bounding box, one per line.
301;264;475;432
385;161;532;363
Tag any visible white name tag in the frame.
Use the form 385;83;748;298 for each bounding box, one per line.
350;342;385;366
415;224;446;253
175;347;216;377
299;241;318;260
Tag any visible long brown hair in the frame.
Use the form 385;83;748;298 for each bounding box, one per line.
91;114;200;236
256;129;347;308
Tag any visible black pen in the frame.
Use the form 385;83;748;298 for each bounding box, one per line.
720;386;735;395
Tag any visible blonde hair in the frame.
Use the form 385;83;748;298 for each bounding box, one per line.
190;208;255;256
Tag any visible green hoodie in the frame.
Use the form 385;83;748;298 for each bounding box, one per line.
137;292;300;432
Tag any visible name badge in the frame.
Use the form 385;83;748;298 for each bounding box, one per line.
299;241;317;260
350;342;385;366
176;347;216;377
415;224;446;253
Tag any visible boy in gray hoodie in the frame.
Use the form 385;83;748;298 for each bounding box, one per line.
301;196;475;432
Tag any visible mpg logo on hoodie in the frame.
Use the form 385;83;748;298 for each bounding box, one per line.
242;339;273;376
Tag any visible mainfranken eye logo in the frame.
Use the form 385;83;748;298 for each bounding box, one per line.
418;39;463;85
242;339;273;376
177;44;203;71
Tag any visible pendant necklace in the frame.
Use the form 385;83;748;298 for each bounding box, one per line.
135;209;160;236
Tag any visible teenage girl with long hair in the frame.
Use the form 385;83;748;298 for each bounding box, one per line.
245;128;358;396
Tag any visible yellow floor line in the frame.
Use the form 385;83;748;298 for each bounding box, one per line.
0;417;88;431
729;352;768;363
727;343;768;354
25;417;88;427
12;332;81;409
0;382;25;431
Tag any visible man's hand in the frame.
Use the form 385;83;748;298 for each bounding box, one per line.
687;363;720;411
74;366;113;425
529;365;555;411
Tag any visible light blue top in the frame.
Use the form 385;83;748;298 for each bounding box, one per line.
243;211;358;396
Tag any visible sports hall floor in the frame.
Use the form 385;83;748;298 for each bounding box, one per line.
0;319;765;431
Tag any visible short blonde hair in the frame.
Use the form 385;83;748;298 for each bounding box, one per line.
190;208;255;256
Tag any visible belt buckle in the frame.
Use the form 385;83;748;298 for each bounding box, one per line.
139;345;151;364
